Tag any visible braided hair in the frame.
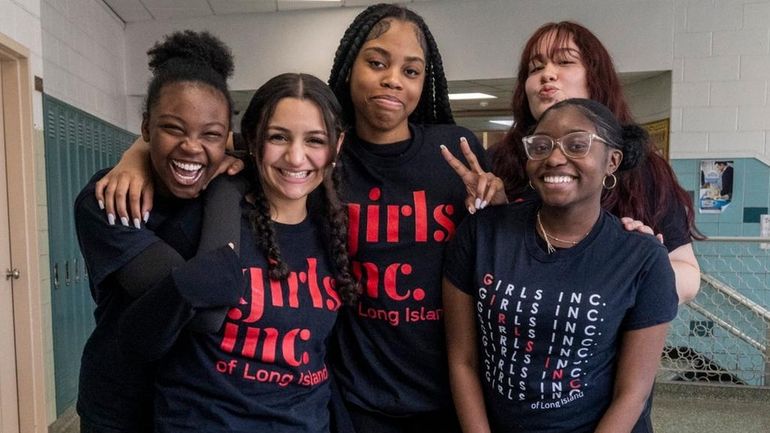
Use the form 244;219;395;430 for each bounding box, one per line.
145;30;234;120
240;73;359;304
328;3;453;127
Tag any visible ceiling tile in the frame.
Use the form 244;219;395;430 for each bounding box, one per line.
276;0;342;12
208;0;277;15
139;0;209;8
342;0;406;6
102;0;153;22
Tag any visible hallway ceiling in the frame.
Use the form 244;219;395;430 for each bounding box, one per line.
102;0;435;23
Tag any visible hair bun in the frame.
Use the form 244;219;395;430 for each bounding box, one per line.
148;30;234;80
619;124;648;171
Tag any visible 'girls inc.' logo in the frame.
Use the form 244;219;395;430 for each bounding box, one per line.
347;187;458;303
218;258;340;369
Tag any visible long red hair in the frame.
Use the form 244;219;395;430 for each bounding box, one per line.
490;21;702;241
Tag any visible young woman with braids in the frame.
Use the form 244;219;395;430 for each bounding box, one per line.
322;5;506;432
489;22;701;303
75;30;243;433
115;72;358;432
444;98;677;433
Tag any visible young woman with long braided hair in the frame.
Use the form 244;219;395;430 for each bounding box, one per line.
324;5;504;432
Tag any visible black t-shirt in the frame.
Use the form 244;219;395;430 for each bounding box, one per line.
444;202;678;433
331;123;488;415
75;169;202;432
153;208;340;433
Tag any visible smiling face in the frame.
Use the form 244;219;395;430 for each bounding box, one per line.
143;81;229;199
524;31;590;121
526;105;621;212
349;19;426;143
258;97;333;216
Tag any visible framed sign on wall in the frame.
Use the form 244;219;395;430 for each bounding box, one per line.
642;118;670;160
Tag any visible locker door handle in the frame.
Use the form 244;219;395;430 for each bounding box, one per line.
65;260;71;286
53;263;59;289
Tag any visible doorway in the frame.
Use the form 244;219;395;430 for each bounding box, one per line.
0;32;48;433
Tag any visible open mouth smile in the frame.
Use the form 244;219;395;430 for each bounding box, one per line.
170;159;205;185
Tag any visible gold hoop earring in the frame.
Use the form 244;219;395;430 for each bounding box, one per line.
602;173;618;190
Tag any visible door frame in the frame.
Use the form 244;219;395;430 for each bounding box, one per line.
0;32;48;433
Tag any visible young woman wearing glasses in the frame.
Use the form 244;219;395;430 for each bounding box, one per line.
443;98;677;433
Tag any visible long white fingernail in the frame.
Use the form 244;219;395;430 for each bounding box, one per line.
98;200;104;210
474;198;482;209
143;211;150;223
460;136;467;142
468;205;476;215
133;218;141;229
107;213;115;225
480;200;488;209
120;216;129;227
439;144;447;150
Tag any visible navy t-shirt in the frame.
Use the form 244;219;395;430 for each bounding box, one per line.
331;123;488;415
75;168;202;432
444;202;678;433
153;207;341;433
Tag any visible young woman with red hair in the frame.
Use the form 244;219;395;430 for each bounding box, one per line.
488;21;701;304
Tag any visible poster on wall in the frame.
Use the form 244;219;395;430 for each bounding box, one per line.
699;160;734;213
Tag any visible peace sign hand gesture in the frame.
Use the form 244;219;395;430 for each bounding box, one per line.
440;137;507;214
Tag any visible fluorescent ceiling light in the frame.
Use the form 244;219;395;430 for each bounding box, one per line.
489;120;514;126
448;92;497;101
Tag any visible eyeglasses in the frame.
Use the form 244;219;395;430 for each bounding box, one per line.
522;131;609;160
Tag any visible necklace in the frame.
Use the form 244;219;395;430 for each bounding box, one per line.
536;210;591;254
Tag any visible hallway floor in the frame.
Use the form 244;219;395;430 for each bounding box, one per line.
652;382;770;433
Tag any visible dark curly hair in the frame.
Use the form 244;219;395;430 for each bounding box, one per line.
240;73;359;305
491;21;703;241
145;30;234;122
328;3;453;127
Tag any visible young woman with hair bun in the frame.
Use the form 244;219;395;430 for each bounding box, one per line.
444;98;677;433
76;29;238;433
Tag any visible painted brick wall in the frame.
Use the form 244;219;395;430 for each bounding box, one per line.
41;0;128;128
670;0;770;161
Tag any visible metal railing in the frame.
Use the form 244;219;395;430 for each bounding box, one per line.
659;237;770;387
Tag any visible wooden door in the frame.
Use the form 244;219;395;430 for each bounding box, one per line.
0;51;20;433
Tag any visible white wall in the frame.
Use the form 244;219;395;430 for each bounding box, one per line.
670;0;770;162
41;0;128;128
627;73;673;124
